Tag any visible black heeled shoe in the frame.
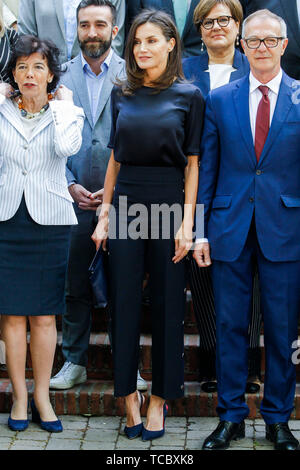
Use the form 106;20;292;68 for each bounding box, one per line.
124;391;145;440
201;380;217;393
246;377;261;394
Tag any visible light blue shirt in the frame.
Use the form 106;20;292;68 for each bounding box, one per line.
81;49;113;125
63;0;81;61
172;0;191;36
297;0;300;26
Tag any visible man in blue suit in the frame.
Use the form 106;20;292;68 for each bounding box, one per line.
194;8;300;451
126;0;201;57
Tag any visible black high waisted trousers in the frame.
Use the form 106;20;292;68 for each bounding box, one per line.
109;165;186;399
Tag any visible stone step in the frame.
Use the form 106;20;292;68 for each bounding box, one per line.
0;332;201;382
1;332;299;383
1;379;300;419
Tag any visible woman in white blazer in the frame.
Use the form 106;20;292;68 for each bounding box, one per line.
0;35;84;433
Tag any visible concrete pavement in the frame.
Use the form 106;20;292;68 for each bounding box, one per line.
1;414;300;450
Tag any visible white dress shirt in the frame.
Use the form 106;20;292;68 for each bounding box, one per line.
249;69;282;142
63;0;81;61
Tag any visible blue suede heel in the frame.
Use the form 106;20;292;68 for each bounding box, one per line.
124;422;144;439
31;399;63;433
124;391;145;439
8;415;29;432
142;402;168;441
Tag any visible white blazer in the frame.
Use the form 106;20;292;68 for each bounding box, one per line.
0;94;85;225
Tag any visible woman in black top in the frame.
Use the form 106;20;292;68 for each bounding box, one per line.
0;3;18;82
92;10;204;441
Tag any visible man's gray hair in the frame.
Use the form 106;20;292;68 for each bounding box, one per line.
242;9;287;38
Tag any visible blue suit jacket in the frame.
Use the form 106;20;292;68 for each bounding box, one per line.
197;71;300;262
126;0;201;57
60;52;125;193
182;49;250;98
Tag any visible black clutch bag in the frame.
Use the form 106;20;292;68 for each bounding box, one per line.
88;246;108;308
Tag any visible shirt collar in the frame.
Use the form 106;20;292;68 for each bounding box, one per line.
81;48;113;75
249;68;283;95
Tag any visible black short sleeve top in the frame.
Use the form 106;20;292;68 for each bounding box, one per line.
108;81;205;170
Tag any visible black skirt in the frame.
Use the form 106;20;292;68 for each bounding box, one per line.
0;196;71;316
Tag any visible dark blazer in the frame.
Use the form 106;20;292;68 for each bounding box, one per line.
197;71;300;262
240;0;300;80
182;49;250;98
126;0;201;57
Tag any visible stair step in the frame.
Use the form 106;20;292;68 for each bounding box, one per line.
1;333;300;382
1;379;300;418
0;332;201;382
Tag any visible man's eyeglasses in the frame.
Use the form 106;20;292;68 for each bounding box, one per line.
200;15;234;30
243;36;285;49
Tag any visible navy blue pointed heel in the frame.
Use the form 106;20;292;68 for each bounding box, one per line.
31;398;63;433
8;415;29;432
124;391;145;440
142;402;168;441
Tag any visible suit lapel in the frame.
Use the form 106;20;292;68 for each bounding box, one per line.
69;55;93;128
257;73;293;166
0;99;28;141
182;0;198;39
29;111;53;142
0;99;53;142
230;49;249;82
162;0;175;17
279;0;300;50
93;53;122;124
54;0;66;41
198;53;210;97
232;75;257;167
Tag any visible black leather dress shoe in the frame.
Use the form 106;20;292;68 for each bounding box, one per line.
201;381;217;393
245;381;260;394
266;423;299;450
202;420;245;450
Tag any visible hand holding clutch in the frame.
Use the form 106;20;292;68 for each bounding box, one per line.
88;246;108;308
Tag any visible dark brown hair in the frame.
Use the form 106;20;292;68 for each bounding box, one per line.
76;0;116;25
194;0;243;33
119;9;184;95
7;35;62;93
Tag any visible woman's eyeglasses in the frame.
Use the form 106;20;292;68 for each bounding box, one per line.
200;15;234;30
